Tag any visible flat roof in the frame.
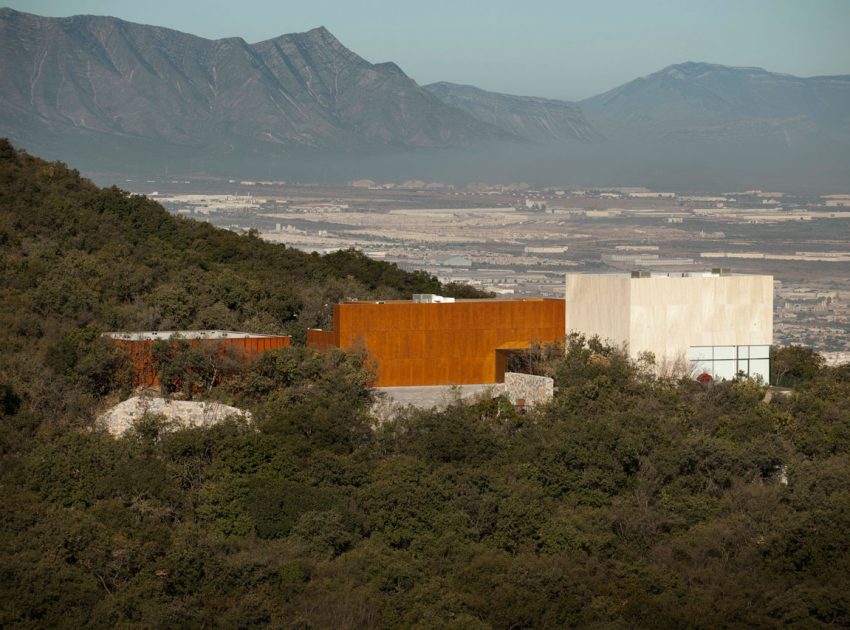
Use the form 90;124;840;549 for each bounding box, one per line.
103;330;287;341
566;271;770;279
339;297;564;305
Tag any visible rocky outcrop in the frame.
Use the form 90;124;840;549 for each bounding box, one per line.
97;395;251;437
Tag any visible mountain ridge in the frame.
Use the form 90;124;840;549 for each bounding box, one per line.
424;81;601;143
0;8;511;159
581;61;850;141
1;9;848;188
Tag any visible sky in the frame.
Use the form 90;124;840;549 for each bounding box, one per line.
5;0;850;100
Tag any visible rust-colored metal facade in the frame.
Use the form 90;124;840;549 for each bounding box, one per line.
306;328;338;350
307;299;565;386
110;334;291;387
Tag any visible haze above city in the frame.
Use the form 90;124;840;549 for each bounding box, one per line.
6;0;850;101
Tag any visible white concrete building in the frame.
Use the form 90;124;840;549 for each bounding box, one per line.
565;271;773;381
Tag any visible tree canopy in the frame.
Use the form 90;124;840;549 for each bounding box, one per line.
1;140;849;627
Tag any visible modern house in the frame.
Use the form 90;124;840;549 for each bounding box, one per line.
107;270;774;391
565;271;773;380
307;295;566;387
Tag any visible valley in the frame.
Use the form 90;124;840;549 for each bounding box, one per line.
132;178;850;358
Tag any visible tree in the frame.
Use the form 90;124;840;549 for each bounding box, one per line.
771;345;825;387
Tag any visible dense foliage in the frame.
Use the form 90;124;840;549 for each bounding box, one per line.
0;139;485;423
2;141;850;627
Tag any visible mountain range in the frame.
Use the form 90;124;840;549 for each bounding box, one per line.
1;8;849;189
0;8;508;156
581;61;850;143
424;82;600;143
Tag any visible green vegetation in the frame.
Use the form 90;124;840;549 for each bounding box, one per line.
0;139;485;422
2;141;850;627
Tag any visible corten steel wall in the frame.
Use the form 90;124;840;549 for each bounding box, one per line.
113;336;291;387
306;328;338;350
308;299;565;386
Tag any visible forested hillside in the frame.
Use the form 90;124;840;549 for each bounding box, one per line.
1;141;849;627
0;138;483;423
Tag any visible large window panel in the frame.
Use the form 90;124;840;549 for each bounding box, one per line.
691;359;713;376
714;346;735;361
750;358;770;381
689;346;713;361
714;360;736;380
750;345;770;359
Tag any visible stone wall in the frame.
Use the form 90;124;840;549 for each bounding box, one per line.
503;372;554;408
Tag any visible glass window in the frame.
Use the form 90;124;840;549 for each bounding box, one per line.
750;359;770;382
691;359;713;376
714;360;736;380
750;345;770;359
690;346;770;382
688;346;713;361
714;346;735;361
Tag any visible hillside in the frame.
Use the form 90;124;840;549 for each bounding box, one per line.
0;138;484;417
425;81;600;143
2;142;850;626
581;61;850;142
0;9;510;164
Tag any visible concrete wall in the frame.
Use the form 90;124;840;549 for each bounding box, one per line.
565;274;631;348
565;273;773;365
628;275;773;360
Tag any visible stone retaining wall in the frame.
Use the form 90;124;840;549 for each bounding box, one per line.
503;372;554;408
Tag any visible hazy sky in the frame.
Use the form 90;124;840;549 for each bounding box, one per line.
5;0;850;100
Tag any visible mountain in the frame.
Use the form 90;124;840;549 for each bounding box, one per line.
580;62;850;142
1;9;848;189
425;81;600;143
0;9;511;167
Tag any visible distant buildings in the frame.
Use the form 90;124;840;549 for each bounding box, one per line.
524;246;568;254
628;192;676;199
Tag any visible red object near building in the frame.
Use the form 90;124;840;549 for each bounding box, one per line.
307;297;565;387
105;330;291;387
696;372;714;383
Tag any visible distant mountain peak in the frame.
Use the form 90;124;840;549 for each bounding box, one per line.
373;61;407;77
0;10;511;164
656;61;780;79
295;25;337;43
581;61;850;141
